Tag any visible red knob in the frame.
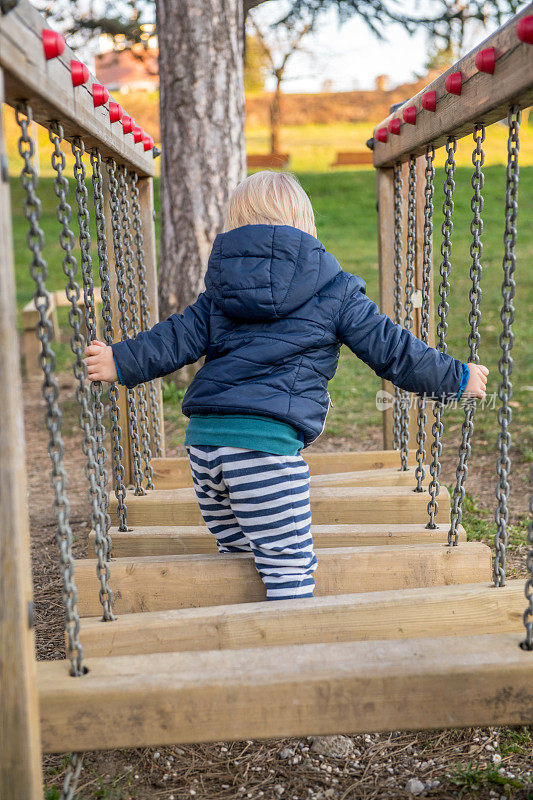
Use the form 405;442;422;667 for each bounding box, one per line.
375;127;388;144
445;71;462;95
133;125;143;144
42;29;65;60
93;84;109;107
403;105;417;125
475;47;496;74
71;60;89;87
388;118;401;135
122;115;134;134
143;134;154;152
421;90;436;112
109;102;123;123
517;15;533;44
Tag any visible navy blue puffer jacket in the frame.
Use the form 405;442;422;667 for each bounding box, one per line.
112;224;464;446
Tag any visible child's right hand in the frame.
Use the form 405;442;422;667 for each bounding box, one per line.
464;362;489;399
84;339;118;383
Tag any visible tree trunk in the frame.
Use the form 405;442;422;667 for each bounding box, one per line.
156;0;246;319
270;79;282;154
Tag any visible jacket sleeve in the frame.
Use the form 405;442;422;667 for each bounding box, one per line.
336;275;463;401
111;292;211;389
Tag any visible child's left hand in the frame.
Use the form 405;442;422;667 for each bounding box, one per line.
84;339;118;383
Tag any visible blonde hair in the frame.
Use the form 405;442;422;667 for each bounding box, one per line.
225;171;316;236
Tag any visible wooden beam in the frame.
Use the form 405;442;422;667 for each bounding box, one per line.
0;68;44;799
151;449;419;489
377;165;401;449
38;633;533;752
75;542;491;616
80;579;524;658
0;0;154;176
372;5;533;167
377;160;430;450
108;484;450;527
136;176;165;456
149;466;427;492
93;522;465;558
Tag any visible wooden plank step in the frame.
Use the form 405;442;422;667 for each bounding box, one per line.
152;449;418;489
75;542;491;616
311;467;428;487
80;579;525;658
38;633;533;753
90;523;465;558
109;485;450;527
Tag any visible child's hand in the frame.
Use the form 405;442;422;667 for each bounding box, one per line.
464;362;489;399
84;339;118;383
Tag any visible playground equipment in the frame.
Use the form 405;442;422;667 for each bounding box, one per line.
0;2;532;799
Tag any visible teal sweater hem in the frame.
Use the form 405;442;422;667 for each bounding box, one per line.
184;414;303;456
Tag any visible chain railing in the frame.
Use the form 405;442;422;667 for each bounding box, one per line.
414;145;435;492
399;155;417;472
448;124;485;547
392;163;403;452
493;107;521;587
425;136;457;529
130;171;164;463
16;105;84;678
90;151;130;532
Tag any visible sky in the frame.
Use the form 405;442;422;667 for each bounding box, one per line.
251;0;520;94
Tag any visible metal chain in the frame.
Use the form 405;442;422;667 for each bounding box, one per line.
126;171;155;488
521;480;533;650
494;107;521;587
400;155;416;471
130;171;164;461
71;138;115;620
392;163;403;451
49;123;115;624
415;146;435;492
426;136;457;529
116;165;148;495
59;752;84;800
448;124;485;547
15;105;84;676
107;159;145;499
91;152;129;532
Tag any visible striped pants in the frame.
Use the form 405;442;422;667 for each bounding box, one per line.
187;445;317;600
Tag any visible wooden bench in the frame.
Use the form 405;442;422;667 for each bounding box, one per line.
22;287;102;378
247;152;290;168
331;151;373;167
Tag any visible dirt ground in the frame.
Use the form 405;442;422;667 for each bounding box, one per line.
23;372;532;800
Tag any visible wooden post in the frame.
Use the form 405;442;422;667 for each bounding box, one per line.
0;69;44;800
103;169;133;485
137;176;165;456
377;156;435;451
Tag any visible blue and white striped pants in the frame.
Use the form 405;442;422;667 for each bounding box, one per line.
187;445;317;600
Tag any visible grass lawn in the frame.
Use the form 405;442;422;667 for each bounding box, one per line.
245;119;533;172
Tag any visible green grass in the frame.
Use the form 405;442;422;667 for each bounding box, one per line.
448;761;528;796
449;488;529;548
245;119;533;172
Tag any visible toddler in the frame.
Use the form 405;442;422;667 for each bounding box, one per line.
85;171;488;601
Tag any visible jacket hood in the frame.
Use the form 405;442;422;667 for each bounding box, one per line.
204;224;342;321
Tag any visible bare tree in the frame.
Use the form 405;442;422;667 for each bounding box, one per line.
249;12;313;154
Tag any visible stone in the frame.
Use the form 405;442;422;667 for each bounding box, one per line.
406;778;425;796
309;735;355;759
280;748;295;760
